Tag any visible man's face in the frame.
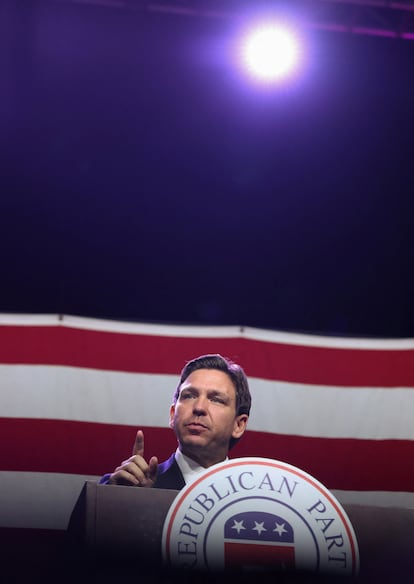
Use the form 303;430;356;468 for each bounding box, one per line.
169;368;248;468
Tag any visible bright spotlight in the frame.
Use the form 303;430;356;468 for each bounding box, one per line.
240;23;302;83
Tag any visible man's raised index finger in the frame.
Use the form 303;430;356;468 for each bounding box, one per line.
132;429;144;457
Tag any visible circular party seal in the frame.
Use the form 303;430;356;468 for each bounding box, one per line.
161;457;359;576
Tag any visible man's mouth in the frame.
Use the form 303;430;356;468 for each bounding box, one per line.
186;422;208;431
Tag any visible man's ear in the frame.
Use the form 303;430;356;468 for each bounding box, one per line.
169;403;175;429
232;414;248;440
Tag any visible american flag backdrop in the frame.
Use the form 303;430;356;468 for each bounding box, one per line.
1;313;413;542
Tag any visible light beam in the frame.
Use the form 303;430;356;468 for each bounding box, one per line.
240;23;302;83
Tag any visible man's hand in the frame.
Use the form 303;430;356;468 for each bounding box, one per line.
107;430;158;487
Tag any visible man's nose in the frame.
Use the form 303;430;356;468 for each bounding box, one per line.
193;396;207;414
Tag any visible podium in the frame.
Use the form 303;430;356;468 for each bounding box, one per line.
68;481;414;582
68;481;179;563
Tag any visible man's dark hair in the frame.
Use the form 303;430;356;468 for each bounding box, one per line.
173;354;252;449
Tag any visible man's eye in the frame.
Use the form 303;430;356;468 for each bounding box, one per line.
210;396;224;403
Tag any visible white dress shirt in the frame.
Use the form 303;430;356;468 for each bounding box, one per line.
174;448;227;485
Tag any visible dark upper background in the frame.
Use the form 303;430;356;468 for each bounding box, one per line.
1;0;414;337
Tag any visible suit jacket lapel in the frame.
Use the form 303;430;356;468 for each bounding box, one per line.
155;453;186;490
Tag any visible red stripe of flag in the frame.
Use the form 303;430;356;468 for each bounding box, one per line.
1;326;413;386
1;418;413;492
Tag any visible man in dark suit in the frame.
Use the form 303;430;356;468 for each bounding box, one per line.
99;353;252;490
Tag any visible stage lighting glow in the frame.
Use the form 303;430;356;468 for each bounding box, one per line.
241;24;301;82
